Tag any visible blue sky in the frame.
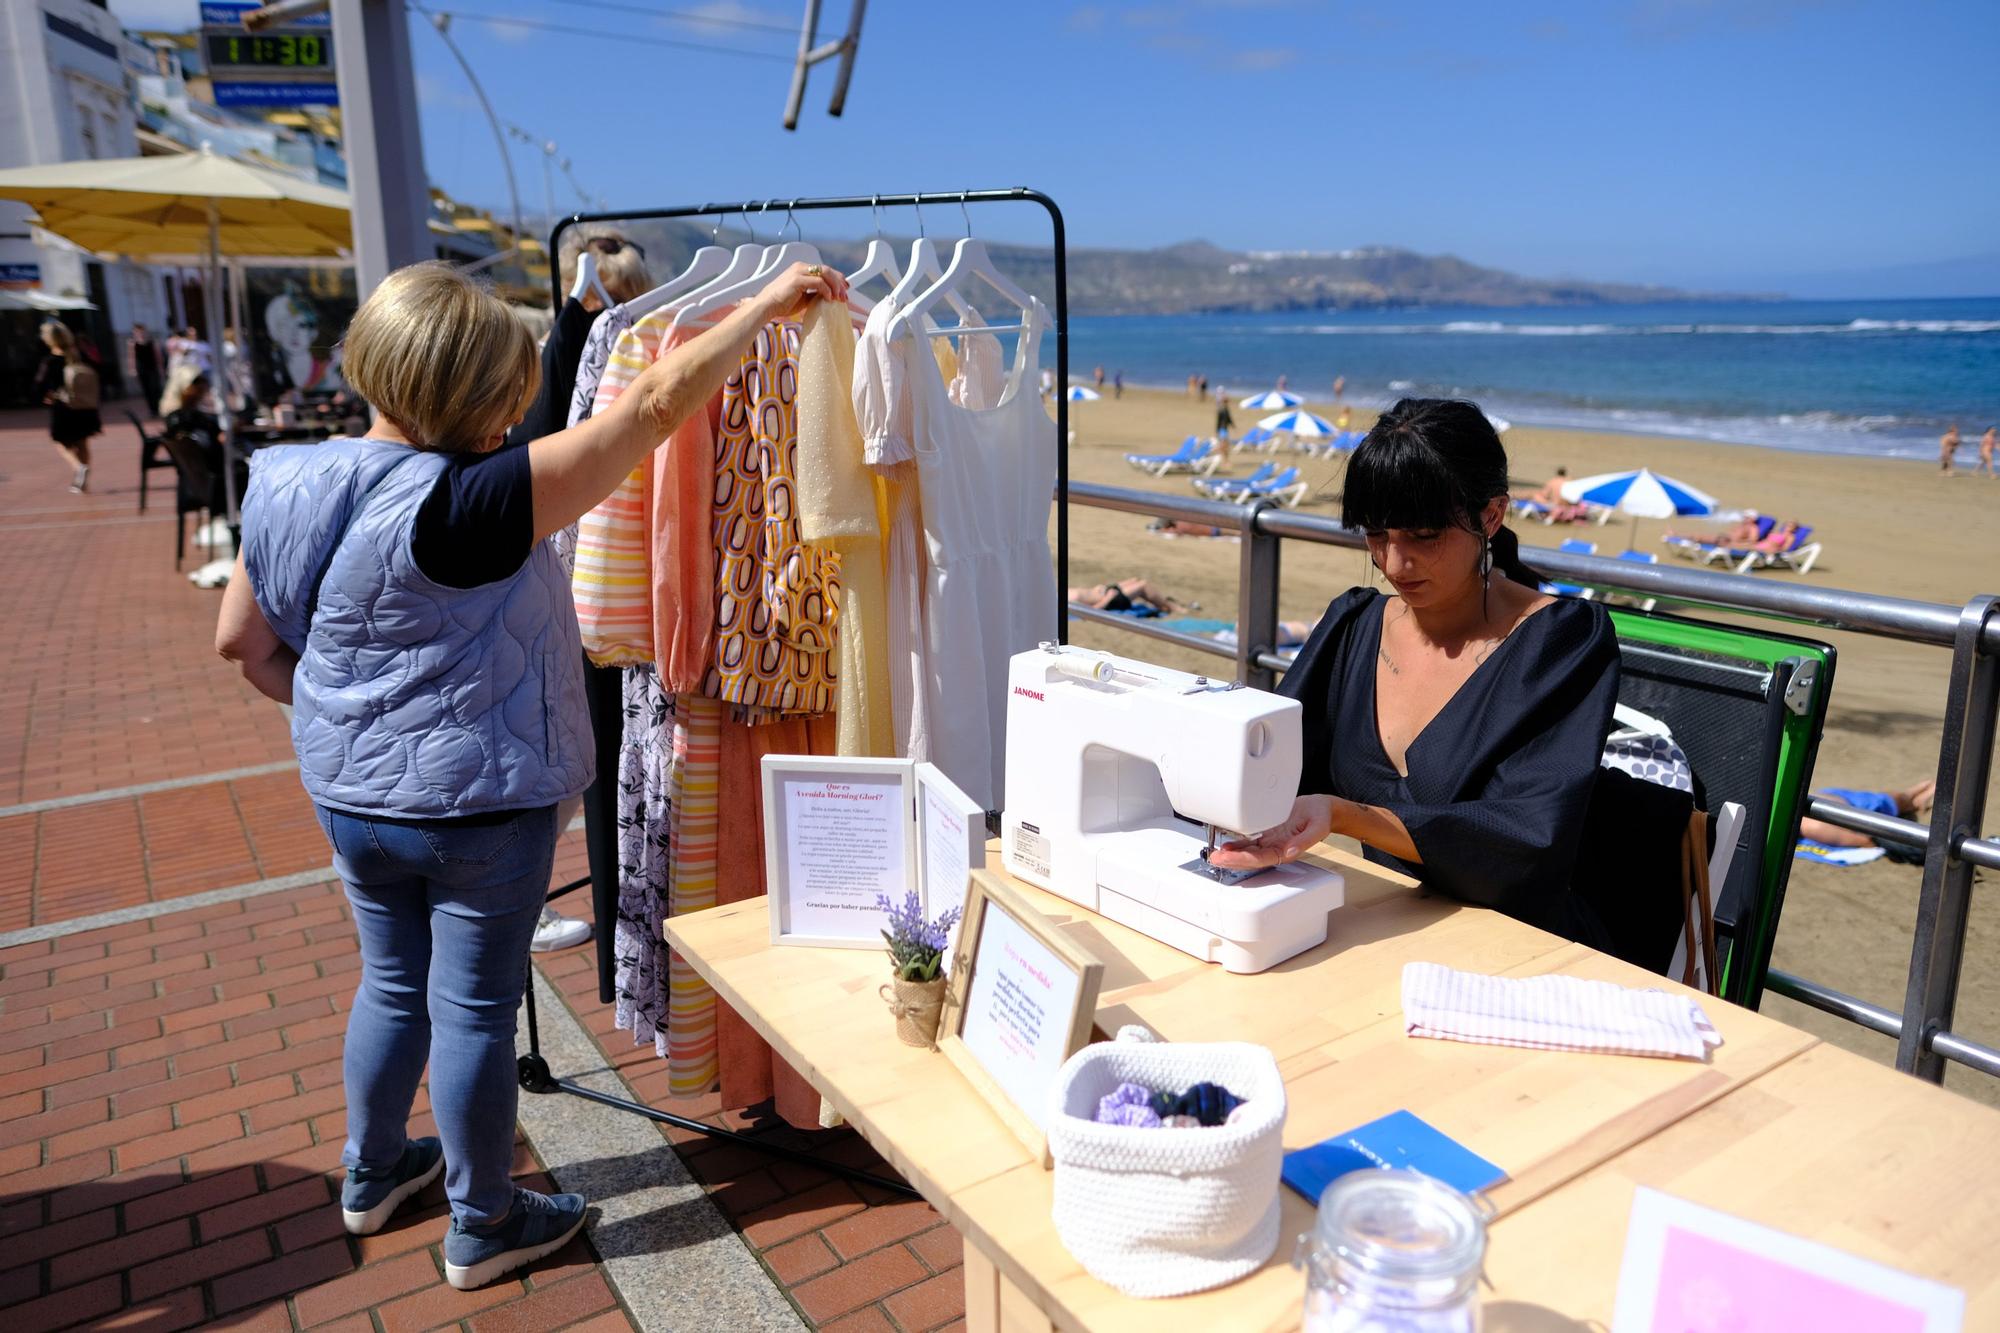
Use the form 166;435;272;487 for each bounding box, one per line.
116;0;2000;294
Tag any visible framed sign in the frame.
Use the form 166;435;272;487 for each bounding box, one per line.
937;870;1104;1167
1612;1189;1963;1333
761;756;985;950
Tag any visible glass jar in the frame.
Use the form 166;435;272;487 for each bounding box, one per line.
1293;1169;1486;1333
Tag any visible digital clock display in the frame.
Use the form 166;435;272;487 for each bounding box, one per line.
204;31;334;69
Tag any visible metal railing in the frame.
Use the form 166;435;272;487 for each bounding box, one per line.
1062;479;2000;1084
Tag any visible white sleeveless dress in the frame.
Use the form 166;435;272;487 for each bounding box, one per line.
904;301;1058;809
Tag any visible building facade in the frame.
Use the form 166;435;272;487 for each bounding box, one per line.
1;0;170;396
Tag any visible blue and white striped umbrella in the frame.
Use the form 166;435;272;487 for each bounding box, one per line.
1257;408;1337;437
1560;467;1718;518
1240;389;1303;409
1066;385;1101;401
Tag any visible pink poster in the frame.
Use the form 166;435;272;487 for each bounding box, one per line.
1612;1189;1963;1333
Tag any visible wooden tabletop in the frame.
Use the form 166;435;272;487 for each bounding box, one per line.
1482;1040;2000;1329
665;846;1982;1331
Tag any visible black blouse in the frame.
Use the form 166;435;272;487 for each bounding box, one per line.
1281;587;1620;945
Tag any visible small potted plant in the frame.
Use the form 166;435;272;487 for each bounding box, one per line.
877;890;962;1048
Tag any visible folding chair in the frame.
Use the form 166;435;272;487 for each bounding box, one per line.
1605;609;1836;1006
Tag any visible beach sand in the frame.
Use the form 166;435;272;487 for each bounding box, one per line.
1058;386;2000;1104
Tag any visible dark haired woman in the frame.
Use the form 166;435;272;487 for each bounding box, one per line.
1210;398;1620;946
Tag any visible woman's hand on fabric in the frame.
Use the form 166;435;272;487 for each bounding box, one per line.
1207;794;1337;871
760;262;849;321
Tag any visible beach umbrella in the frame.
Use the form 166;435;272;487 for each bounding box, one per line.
1257;408;1337;438
1240;389;1303;409
0;145;353;545
1066;385;1101;401
1562;466;1718;547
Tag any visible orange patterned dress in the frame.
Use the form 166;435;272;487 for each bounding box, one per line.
702;321;841;718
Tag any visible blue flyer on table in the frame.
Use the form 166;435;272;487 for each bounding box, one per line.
1282;1109;1507;1204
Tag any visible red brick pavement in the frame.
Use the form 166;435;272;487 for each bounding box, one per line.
2;405;970;1330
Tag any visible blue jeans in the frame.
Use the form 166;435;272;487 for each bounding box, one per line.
319;804;557;1227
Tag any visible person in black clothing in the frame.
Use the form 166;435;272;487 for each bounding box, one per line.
1213;388;1234;443
1211;398;1621;948
129;323;165;416
37;321;101;491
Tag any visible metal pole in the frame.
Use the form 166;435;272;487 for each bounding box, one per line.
825;0;867;116
330;0;433;294
781;0;823;131
1049;195;1069;646
420;8;525;276
205;201;240;527
1897;595;2000;1080
1237;501;1281;690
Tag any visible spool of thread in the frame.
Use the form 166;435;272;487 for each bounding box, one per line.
1050;654;1113;686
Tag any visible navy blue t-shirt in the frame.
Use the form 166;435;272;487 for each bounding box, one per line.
410;443;535;589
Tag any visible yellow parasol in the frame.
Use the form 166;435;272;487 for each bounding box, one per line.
0;144;350;258
0;145;353;532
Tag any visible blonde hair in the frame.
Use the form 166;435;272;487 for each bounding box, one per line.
558;226;652;304
160;362;209;415
342;262;538;452
40;321;78;361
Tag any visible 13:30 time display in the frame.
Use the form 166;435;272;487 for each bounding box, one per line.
203;32;334;69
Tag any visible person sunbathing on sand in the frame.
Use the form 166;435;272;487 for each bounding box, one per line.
1668;512;1762;545
1146;516;1230;538
1799;779;1933;861
1751;520;1799;553
1068;578;1196;615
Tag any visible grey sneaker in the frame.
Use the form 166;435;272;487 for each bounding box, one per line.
530;906;591;952
341;1136;444;1235
444;1187;589;1290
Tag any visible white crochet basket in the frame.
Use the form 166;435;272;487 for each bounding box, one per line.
1045;1027;1286;1298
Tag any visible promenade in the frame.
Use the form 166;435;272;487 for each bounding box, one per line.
0;406;966;1332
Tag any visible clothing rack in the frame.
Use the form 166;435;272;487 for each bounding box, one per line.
519;189;1071;1198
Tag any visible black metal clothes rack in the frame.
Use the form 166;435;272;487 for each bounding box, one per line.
517;189;1071;1199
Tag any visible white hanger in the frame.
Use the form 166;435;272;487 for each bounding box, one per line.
672;202;821;328
569;250;613;308
882;229;979;328
615;214;734;321
845;197;902;314
889;233;1038;343
889;194;1036;342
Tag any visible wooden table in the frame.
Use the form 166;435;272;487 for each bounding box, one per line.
666;846;1994;1331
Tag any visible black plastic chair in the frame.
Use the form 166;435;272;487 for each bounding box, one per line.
126;411;176;513
159;432;218;571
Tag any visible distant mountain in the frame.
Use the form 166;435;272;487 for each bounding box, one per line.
612;222;1735;315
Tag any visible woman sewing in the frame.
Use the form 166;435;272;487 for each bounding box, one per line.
1209;398;1620;946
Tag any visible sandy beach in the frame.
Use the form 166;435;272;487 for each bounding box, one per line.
1058;386;2000;1103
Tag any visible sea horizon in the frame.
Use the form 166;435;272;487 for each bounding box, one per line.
1065;295;2000;463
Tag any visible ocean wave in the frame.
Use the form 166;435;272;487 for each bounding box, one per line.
1846;318;2000;333
1273;319;2000;337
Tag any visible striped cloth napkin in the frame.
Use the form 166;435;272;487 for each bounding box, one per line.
1401;962;1723;1061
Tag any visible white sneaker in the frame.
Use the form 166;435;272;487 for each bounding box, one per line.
531;906;591;952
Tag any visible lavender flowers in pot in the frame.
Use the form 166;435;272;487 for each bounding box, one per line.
877;891;961;1048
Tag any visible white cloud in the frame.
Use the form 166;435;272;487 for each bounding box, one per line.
416;72;477;112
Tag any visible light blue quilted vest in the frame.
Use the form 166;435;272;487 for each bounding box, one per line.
243;437;593;819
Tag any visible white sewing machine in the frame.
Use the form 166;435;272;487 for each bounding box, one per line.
1000;644;1343;973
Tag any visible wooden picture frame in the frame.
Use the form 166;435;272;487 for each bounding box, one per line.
937;869;1105;1168
762;755;916;950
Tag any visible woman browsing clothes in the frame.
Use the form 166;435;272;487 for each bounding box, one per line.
214;259;846;1289
1209;398;1620;947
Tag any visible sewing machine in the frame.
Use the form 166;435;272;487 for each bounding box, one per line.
1000;644;1344;974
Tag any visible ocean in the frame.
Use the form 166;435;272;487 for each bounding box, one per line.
1066;297;2000;461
